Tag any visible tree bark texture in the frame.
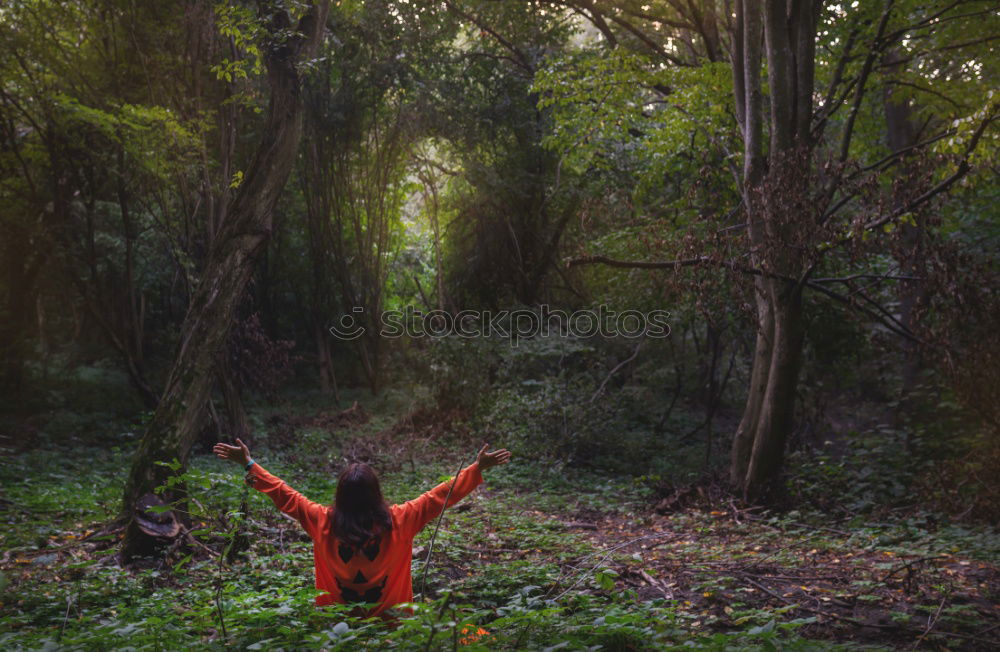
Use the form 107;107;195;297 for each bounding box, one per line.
729;0;817;500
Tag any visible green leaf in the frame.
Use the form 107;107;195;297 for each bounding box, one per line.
154;458;183;472
172;553;193;572
747;620;776;635
145;504;173;515
595;568;618;591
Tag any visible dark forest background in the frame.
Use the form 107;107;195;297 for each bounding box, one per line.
1;1;998;649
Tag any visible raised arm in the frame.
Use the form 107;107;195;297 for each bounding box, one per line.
395;444;511;536
213;439;327;539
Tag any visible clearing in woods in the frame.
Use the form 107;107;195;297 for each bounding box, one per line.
1;405;998;650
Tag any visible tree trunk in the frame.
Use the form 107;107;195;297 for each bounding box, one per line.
730;212;809;498
737;278;805;497
729;0;815;500
218;354;250;441
730;278;771;481
882;48;925;431
120;0;329;560
314;319;340;401
2;248;35;397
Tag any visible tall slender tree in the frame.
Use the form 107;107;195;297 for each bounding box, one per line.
725;0;817;497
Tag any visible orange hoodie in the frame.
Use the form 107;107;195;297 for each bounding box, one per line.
245;461;483;616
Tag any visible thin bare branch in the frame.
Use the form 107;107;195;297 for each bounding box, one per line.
838;0;896;164
864;111;997;232
440;0;535;73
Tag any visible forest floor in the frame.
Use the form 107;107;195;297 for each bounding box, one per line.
1;398;998;650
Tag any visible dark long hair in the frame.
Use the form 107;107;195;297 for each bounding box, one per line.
332;463;392;547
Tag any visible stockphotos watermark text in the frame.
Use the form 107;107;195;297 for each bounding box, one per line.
329;305;670;344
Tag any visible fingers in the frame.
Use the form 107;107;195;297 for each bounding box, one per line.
213;443;238;460
478;443;489;457
490;450;512;465
479;448;511;467
237;438;249;452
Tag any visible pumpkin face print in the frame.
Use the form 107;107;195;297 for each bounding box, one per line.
334;535;388;603
243;458;486;617
336;574;388;603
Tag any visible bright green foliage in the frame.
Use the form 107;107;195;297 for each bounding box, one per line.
534;50;735;197
531;45;740;323
52;95;201;180
211;3;264;82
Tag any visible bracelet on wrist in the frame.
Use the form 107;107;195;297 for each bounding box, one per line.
245;459;255;471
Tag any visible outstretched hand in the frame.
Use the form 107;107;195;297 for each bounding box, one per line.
213;438;251;466
476;443;511;471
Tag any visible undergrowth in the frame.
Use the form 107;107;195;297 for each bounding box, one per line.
1;384;998;650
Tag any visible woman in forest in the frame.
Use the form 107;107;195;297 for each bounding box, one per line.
213;438;511;617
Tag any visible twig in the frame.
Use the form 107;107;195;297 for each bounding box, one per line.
975;622;1000;637
549;532;680;602
57;594;73;642
589;341;641;403
214;545;229;642
639;569;673;600
736;542;800;572
744;513;852;537
880;555;946;584
861;110;997;232
751;573;844;581
458;545;523;554
740;574;883;629
741;574;801;606
1;531;117;563
736;572;995;645
423;590;453;652
911;597;946;650
183;527;220;557
811;273;922;284
214;485;248;643
418;458;465;599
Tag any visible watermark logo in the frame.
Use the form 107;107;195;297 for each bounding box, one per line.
331;307;366;341
329;305;670;344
